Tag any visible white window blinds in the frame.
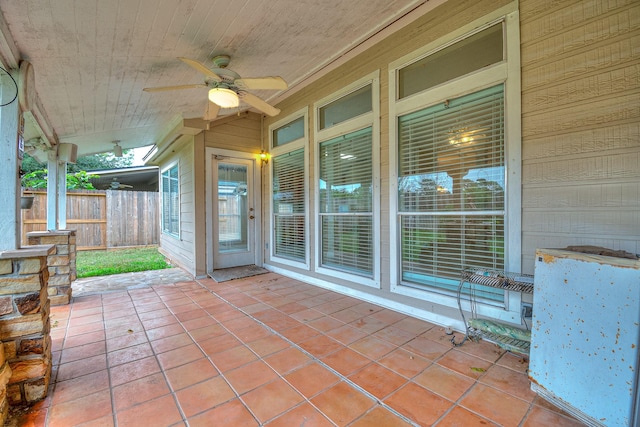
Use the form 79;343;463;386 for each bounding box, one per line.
319;127;373;276
397;85;505;300
272;149;306;261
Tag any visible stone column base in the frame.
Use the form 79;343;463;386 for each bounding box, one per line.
0;245;54;410
27;230;77;306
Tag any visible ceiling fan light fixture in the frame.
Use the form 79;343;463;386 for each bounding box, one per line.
208;88;239;108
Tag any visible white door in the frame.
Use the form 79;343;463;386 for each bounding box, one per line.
212;157;257;269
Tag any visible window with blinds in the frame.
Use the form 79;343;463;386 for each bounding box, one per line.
319;127;373;276
272;149;306;262
161;165;179;237
397;84;505;300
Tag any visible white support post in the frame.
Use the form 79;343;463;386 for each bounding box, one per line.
0;69;20;251
57;161;67;229
46;152;59;230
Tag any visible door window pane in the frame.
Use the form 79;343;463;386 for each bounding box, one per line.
218;163;248;252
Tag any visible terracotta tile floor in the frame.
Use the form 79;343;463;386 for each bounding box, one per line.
14;272;586;426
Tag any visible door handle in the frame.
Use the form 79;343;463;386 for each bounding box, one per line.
249;215;255;219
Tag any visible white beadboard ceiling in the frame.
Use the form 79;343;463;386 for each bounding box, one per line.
0;0;434;156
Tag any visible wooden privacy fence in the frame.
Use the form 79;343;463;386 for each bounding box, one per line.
21;189;159;250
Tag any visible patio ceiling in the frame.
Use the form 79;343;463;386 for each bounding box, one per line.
0;0;440;157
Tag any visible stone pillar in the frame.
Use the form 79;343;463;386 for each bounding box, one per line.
0;343;11;423
27;230;76;306
0;244;54;408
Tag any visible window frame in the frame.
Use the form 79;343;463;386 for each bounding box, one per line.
314;71;381;288
388;8;522;321
268;108;310;269
161;162;180;239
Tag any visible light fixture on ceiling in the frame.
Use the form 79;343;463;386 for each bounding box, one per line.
208;88;239;108
113;140;123;157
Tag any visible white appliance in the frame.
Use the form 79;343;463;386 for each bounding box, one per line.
529;249;640;427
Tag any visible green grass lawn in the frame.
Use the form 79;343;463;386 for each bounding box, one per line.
76;247;171;278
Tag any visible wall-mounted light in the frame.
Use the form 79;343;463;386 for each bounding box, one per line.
113;140;123;157
260;150;269;167
208;88;239;108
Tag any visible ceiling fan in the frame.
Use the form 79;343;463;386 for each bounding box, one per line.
108;179;133;190
143;55;287;120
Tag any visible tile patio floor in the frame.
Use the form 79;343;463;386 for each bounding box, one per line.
14;271;585;426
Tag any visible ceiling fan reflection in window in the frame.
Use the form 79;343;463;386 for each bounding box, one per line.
447;127;489;146
143;55;287;120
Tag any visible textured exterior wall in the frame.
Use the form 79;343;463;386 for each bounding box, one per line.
204;112;262;152
520;0;640;272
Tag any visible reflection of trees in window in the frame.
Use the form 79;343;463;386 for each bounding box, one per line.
463;177;504;211
399;177;437;211
399;172;504;212
319;185;372;213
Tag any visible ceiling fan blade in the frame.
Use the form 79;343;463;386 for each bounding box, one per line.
234;77;288;90
203;101;220;121
240;92;280;117
178;57;222;82
143;84;207;92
